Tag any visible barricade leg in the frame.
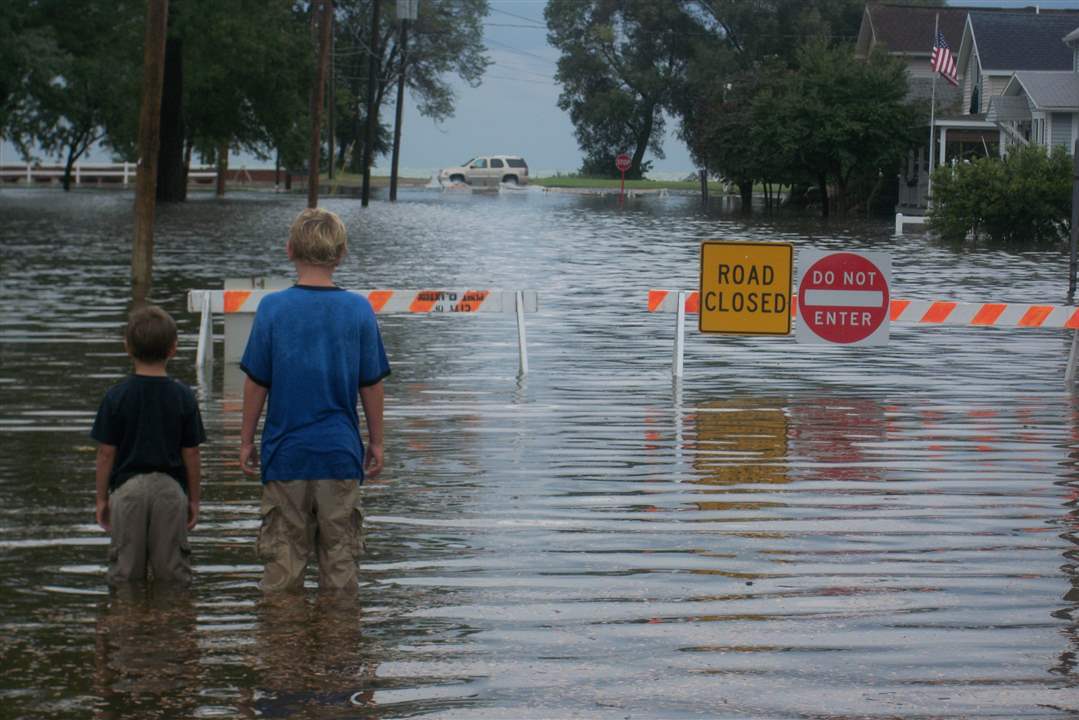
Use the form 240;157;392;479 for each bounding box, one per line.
196;292;212;367
1067;330;1079;385
515;290;528;376
672;290;686;378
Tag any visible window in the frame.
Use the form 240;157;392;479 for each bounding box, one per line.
471;159;487;169
1051;113;1073;149
490;158;504;168
969;62;981;115
506;158;527;168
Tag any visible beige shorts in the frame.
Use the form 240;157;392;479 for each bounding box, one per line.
256;479;365;593
107;473;191;586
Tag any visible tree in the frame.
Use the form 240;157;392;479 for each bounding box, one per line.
546;0;699;178
792;41;920;215
4;0;142;191
0;3;62;138
928;145;1072;245
332;0;490;175
146;0;313;201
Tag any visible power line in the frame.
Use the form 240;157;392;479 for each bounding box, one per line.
489;6;546;27
486;38;558;65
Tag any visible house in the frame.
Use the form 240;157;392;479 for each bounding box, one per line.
986;26;1079;154
855;3;967;113
864;4;1079;214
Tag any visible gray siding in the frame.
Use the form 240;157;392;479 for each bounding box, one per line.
1051;112;1074;149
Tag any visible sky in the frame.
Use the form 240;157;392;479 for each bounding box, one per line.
5;0;1079;179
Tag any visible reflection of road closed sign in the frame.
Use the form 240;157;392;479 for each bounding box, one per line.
699;241;793;334
797;249;891;345
615;153;631;172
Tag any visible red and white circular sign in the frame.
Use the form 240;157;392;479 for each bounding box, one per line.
615;153;631;172
797;250;890;345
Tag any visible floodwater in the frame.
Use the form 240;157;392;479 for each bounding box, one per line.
1;186;1077;719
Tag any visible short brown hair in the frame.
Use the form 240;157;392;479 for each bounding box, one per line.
125;305;177;363
288;208;347;266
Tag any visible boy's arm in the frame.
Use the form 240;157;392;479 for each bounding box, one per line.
182;446;202;530
241;376;268;478
95;444;116;531
359;381;385;479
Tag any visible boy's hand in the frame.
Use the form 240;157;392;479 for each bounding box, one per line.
187;499;200;530
96;499;110;532
365;443;384;479
240;442;259;478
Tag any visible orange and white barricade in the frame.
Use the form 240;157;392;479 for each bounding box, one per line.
648;289;1079;381
188;278;539;375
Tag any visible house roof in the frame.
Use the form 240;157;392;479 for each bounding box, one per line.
861;3;970;55
968;12;1079;72
1007;71;1079;110
986;95;1031;123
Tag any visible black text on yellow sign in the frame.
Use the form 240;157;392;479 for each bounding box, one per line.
699;241;793;335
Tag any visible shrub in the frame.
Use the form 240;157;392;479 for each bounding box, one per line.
927;144;1072;245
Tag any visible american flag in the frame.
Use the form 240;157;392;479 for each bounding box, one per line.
930;31;959;86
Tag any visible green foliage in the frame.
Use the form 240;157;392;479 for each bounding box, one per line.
928;145;1072;245
176;0;313;166
545;0;698;178
682;39;919;214
2;0;142;187
0;2;63;135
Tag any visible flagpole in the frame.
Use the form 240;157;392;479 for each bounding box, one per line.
927;12;939;202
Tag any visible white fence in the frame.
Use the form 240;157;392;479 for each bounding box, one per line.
0;162;217;186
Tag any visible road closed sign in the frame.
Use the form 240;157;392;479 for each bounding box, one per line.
699;241;793;334
797;249;891;345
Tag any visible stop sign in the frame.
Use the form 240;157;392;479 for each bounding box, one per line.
615;153;631;172
797;250;891;345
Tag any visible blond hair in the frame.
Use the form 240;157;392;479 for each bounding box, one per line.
288;208;347;266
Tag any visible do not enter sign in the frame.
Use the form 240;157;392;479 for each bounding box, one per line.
796;249;891;345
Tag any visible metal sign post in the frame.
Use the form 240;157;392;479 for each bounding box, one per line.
615;153;630;205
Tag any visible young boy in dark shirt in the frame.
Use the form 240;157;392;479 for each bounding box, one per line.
91;305;206;586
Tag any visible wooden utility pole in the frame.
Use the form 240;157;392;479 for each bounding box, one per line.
328;15;336;180
389;16;410;202
308;0;333;209
132;0;169;307
1070;139;1079;299
361;0;381;207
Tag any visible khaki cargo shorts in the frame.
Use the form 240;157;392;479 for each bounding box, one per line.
256;479;365;593
107;473;191;587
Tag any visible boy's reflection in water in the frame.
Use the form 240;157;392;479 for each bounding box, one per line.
240;592;377;719
93;588;200;720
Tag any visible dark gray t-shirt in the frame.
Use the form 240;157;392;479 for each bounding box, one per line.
90;375;206;492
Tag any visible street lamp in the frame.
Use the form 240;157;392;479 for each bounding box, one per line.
389;0;418;202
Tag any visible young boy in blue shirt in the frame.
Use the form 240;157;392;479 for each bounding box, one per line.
92;305;205;587
240;207;390;593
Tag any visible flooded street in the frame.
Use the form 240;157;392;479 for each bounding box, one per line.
1;187;1077;718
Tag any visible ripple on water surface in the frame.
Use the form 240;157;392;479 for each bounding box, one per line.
0;188;1076;718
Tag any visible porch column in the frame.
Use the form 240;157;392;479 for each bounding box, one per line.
938;127;948;167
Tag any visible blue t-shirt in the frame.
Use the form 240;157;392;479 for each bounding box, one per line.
240;285;390;483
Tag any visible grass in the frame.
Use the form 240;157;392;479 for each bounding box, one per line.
532;175;726;191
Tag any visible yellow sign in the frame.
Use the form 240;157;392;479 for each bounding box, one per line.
699;241;793;334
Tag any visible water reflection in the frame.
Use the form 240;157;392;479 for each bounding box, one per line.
2;188;1079;717
240;595;376;719
93;591;200;719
